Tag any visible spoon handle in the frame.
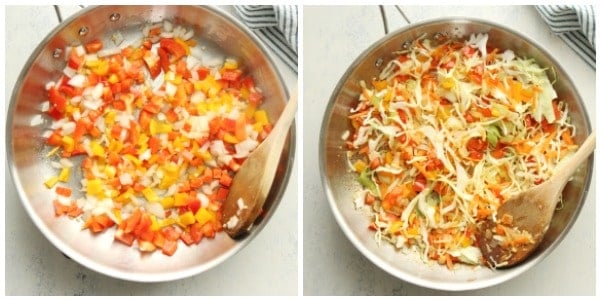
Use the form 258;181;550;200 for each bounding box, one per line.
263;86;298;153
550;131;595;188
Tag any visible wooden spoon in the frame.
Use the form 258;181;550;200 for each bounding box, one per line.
221;86;298;238
476;132;595;268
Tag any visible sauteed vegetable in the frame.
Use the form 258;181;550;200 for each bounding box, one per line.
42;21;272;256
345;33;578;268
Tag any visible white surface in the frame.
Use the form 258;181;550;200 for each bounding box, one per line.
5;5;297;295
303;5;595;295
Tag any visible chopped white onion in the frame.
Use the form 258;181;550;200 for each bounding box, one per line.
163;20;173;32
60;158;74;168
139;149;151;161
165;82;177;97
61;121;76;135
72;109;81;121
97;47;121;58
40;101;50;112
186;55;201;70
145;202;165;219
152;72;165;92
142;24;150;37
70;96;82;104
42;130;53;138
63;66;77;78
56;195;72;206
197;193;209;208
160;32;174;39
233;139;259;158
190;91;206;104
92;83;104;100
45;81;56;91
30;114;44;126
111;31;124;46
182;29;194;41
68;74;86;87
50;118;68;130
74;45;86;56
82;97;103;111
119;173;133;186
84;54;98;62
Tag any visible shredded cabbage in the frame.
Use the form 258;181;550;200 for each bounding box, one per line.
345;33;578;268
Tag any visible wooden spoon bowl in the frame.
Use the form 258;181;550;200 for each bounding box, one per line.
221;87;298;238
476;132;595;268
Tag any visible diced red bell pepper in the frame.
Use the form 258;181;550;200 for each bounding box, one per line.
158;47;170;73
143;50;161;78
84;39;103;54
197;67;210;80
160;38;186;61
413;174;426;193
48;87;67;113
221;69;242;82
68;51;85;69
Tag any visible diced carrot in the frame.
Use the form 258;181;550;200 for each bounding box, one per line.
53;199;69;216
161;239;178;256
219;172;232;187
55;186;72;197
180;231;194;246
162;226;181;241
115;229;135;246
84;39;103;53
216;187;229;200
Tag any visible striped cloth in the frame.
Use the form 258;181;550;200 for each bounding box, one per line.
234;5;298;73
536;5;596;69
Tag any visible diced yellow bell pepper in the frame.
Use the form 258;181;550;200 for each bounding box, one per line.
389;221;403;235
149;119;173;135
161;196;175;209
198;150;212;161
91;60;109;76
44;176;60;189
115;189;133;204
58;167;70;182
372;79;387;91
113;208;122;224
90;140;105;157
353;160;367;173
441;77;454;89
195;208;216;226
223;58;238;70
150;215;160;231
223;133;239;144
245;104;256;119
62;136;75;152
252;123;264;133
104;165;116;178
108;139;124;153
108;74;119;84
104;110;116;126
254;110;269;126
86;178;103;197
159;218;176;228
142;187;159;202
123;154;141;167
173;193;189;207
178;211;196;226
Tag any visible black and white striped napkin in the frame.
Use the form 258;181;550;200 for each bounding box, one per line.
536;5;595;69
234;5;298;73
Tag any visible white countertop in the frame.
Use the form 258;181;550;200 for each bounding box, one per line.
4;5;298;295
303;5;595;295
